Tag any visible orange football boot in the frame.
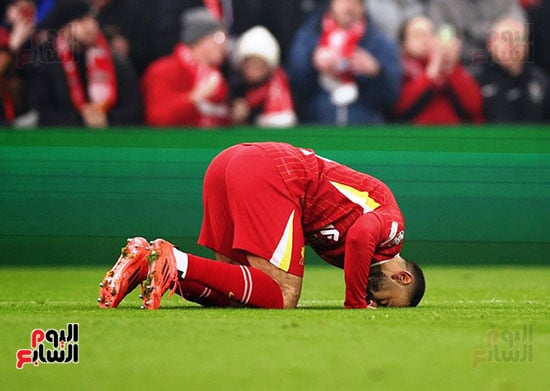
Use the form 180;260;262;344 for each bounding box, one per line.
141;239;181;310
98;237;150;308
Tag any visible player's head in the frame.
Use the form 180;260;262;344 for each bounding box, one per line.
366;256;425;307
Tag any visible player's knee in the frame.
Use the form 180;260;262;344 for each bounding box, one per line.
280;283;301;309
215;253;240;265
244;253;302;309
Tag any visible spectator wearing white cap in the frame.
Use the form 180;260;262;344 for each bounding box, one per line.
230;25;297;127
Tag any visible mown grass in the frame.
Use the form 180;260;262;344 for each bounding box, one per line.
1;266;548;391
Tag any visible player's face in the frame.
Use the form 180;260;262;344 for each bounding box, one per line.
367;270;410;307
367;289;410;307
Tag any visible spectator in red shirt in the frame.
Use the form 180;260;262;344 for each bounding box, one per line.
230;26;297;128
141;7;230;128
393;15;484;124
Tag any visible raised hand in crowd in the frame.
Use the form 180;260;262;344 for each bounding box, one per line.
189;71;223;105
312;46;341;79
348;47;381;77
6;0;36;52
426;27;462;82
81;102;108;128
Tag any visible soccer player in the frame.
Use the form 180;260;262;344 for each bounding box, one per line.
98;142;425;310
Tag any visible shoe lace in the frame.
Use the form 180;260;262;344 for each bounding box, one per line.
167;277;185;302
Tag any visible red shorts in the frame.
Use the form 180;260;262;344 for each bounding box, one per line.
198;144;305;277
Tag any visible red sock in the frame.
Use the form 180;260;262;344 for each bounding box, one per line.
184;254;284;309
177;280;232;307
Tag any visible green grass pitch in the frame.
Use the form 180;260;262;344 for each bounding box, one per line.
2;265;548;391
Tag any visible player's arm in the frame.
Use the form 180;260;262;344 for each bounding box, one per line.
343;213;384;309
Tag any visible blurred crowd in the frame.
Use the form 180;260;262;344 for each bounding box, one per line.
0;0;549;128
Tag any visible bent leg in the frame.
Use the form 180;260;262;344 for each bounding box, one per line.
177;253;241;307
178;251;284;309
179;252;301;309
245;254;302;309
178;280;233;307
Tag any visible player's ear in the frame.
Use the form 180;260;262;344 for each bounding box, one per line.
391;270;413;286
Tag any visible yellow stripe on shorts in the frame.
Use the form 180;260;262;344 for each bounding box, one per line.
269;210;295;272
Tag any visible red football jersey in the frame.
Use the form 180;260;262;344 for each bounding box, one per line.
252;143;405;308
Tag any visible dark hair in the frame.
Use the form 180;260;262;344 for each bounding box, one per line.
405;260;425;306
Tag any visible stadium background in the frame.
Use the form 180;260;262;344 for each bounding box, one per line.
1;125;548;267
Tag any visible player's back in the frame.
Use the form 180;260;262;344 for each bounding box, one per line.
249;141;401;247
304;153;398;227
303;152;402;267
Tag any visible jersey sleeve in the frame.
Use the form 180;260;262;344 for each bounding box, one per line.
343;209;405;308
343;213;384;309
